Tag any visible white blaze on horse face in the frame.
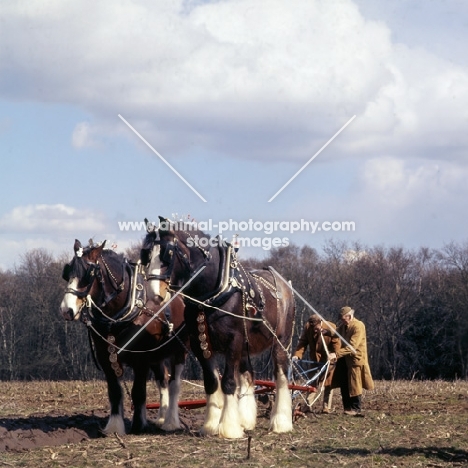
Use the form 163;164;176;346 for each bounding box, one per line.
147;243;165;302
60;278;83;321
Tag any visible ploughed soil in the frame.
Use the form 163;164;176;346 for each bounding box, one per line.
1;380;468;467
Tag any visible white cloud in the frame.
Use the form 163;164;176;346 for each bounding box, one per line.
349;157;468;247
361;157;466;207
0;204;107;233
0;204;121;269
1;0;467;162
71;122;99;148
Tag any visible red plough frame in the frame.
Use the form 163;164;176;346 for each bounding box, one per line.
146;379;316;410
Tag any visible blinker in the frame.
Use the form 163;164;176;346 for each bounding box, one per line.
140;248;151;266
62;263;72;282
161;241;175;264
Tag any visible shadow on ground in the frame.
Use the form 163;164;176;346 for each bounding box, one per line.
310;446;468;464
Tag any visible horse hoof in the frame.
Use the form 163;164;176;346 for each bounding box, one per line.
199;424;219;437
154;417;165;428
161;423;181;432
218;424;245;439
103;415;126;436
269;414;293;434
131;426;145;434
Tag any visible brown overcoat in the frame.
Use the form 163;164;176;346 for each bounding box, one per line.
331;318;374;397
293;320;340;386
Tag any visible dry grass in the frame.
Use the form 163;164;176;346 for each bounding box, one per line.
1;379;468;467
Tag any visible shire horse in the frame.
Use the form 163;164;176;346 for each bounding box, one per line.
59;239;186;435
141;217;295;438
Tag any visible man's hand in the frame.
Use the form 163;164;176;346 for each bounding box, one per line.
328;353;337;362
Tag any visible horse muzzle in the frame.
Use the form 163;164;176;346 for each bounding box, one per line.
60;306;81;321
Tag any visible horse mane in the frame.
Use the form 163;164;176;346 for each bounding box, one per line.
100;248;125;267
142;230;157;250
168;220;211;244
67;247;125;279
141;231;157;265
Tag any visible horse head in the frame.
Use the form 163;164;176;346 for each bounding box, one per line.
155;216;218;298
141;217;188;296
60;239;106;320
140;218;173;304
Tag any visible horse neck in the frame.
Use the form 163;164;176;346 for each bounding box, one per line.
182;242;221;298
95;255;131;315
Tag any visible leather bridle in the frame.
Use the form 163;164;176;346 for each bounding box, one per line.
63;254;126;307
63;259;100;298
147;235;211;289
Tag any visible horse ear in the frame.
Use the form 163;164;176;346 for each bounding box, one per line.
88;240;106;262
145;218;155;233
158;216;171;234
73;239;84;258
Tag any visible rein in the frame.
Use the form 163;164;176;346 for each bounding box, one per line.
169;288;263;322
83;312;187;354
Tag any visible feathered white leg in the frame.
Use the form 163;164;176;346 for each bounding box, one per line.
238;371;257;430
269;367;293;433
200;384;224;436
161;364;183;431
103;414;126;436
218;394;245;439
155;382;169;427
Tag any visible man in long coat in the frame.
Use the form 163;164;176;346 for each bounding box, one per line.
293;314;340;413
330;306;374;416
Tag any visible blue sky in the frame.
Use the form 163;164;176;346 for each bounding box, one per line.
1;0;468;269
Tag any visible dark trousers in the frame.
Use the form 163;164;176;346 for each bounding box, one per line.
336;358;362;411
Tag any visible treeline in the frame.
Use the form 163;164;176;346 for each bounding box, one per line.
244;241;468;381
0;241;467;381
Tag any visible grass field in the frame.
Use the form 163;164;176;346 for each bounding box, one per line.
1;379;467;467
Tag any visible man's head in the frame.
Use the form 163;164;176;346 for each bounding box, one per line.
308;314;322;333
340;306;354;325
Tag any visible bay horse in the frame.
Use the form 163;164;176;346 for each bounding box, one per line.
59;239;186;435
140;218;295;438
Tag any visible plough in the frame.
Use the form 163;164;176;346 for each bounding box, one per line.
146;377;317;410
